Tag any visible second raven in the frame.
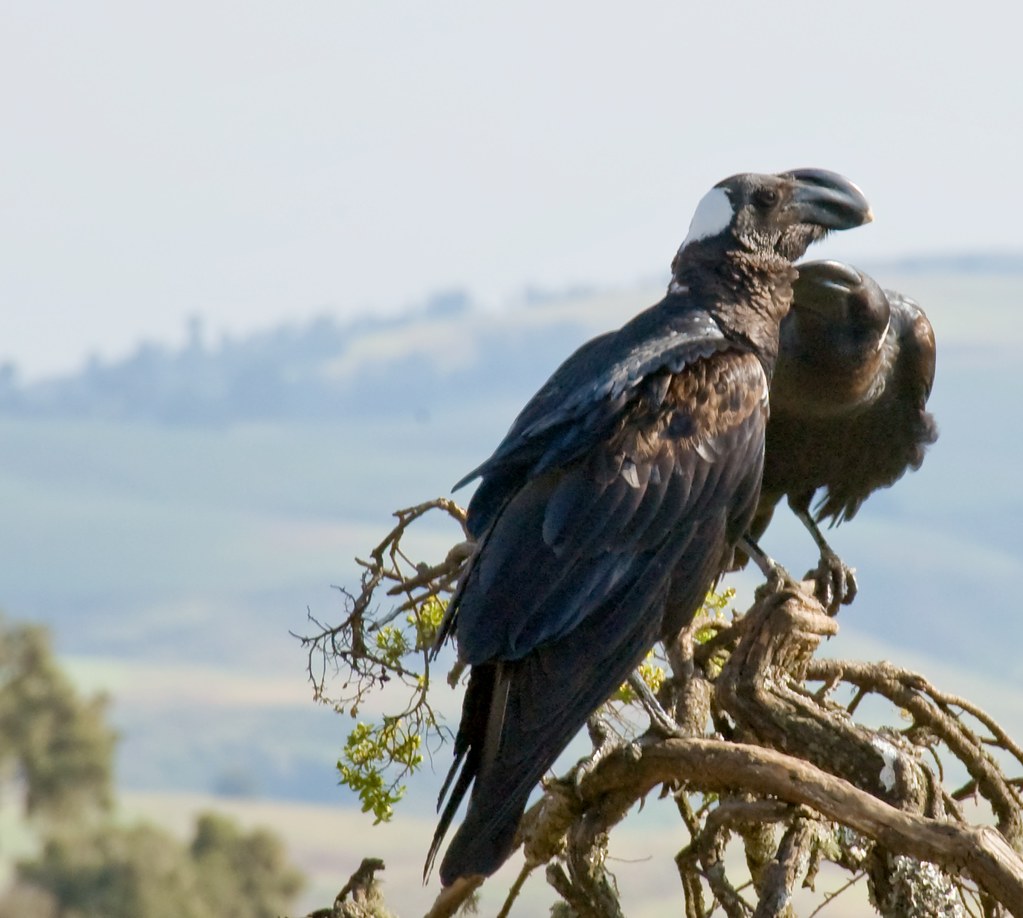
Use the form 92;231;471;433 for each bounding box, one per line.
748;259;938;608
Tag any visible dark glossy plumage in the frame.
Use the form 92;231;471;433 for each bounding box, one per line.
427;172;873;885
750;260;937;574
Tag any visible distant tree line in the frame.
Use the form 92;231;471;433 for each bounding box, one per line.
3;255;1023;427
0;289;602;427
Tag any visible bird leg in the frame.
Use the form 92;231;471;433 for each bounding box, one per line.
573;715;630;788
627;672;680;736
790;504;858;613
737;536;797;596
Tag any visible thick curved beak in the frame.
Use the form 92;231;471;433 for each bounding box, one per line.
783;168;874;230
792;259;889;328
796;259;864;294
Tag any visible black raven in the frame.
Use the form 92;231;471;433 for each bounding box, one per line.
427;171;873;885
748;259;938;607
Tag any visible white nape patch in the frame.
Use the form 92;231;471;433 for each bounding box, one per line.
667;279;689;295
872;737;899;792
681;187;734;247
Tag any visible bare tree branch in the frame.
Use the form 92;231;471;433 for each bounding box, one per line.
752;816;817;918
564;736;1023;913
308;500;1023;916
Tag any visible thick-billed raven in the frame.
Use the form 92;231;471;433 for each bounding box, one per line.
427;171;873;885
748;259;938;607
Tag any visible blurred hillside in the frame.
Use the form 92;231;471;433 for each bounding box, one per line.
0;257;1021;912
3;253;1020;428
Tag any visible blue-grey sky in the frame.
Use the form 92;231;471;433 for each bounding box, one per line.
2;1;1020;378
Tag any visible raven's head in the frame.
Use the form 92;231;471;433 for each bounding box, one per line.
789;260;891;351
675;169;873;268
774;260;893;412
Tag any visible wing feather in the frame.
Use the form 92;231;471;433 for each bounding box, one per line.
454;349;767;663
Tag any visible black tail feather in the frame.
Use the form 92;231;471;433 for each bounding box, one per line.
423;663;496;881
433;552;683;884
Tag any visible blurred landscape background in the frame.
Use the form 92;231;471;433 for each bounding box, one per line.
2;259;1022;914
2;1;1021;913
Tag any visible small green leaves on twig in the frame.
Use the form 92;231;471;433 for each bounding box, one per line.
338;720;423;824
293;499;469;822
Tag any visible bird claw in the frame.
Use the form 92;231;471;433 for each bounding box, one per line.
763;560;797;596
741;537;799;598
807;551;857;613
574;715;623;788
755;555;800;600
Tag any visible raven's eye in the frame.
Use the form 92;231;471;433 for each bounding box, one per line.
754;188;779;208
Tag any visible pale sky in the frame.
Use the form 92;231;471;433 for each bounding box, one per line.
2;1;1020;378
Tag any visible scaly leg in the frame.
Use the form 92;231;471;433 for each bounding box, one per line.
790;503;858;612
737;535;796;595
627;672;679;736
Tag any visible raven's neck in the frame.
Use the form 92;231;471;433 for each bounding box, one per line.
674;250;796;378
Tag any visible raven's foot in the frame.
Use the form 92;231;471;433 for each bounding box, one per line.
573;715;623;788
739;536;799;597
807;550;857;614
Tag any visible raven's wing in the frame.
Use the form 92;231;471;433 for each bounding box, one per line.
455;347;767;661
888;290;936;401
429;347;768;882
457;303;730;538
